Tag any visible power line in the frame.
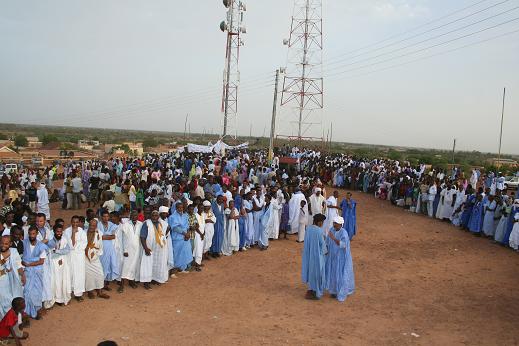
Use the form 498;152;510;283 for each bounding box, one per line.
54;80;275;128
325;0;512;67
324;0;493;61
27;75;274;125
325;16;519;80
324;5;519;75
325;27;519;83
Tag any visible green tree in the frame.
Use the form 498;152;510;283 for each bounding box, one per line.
387;150;402;161
119;144;131;153
143;138;158;149
14;134;28;147
41;134;59;145
0;133;7;140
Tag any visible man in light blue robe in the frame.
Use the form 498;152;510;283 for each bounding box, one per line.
301;214;327;300
258;195;271;250
98;211;120;289
468;194;484;234
168;203;193;271
325;216;355;302
243;192;254;247
22;226;48;319
35;213;53;310
0;236;24;319
460;189;476;229
340;193;357;240
252;188;265;244
234;192;247;250
210;195;225;256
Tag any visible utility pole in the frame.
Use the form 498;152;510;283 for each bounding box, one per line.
268;68;284;162
451;138;456;165
497;87;506;169
184;114;188;139
329;122;333;152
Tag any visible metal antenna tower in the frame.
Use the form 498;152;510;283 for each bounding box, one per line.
220;0;247;140
280;0;323;143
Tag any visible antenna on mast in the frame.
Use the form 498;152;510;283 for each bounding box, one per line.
220;0;247;140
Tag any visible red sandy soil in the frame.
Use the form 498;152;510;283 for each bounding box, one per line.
22;188;519;346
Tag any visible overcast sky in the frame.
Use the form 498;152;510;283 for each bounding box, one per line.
0;0;518;154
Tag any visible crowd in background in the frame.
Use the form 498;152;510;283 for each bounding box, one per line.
328;157;519;249
0;147;360;344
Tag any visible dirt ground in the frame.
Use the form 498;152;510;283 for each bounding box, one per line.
23;188;519;346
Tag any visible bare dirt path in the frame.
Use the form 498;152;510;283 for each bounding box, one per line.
24;189;519;346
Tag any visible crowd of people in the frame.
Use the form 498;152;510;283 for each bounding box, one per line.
328;158;519;249
0;147;360;344
1;146;518;344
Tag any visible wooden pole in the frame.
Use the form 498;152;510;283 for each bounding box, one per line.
497;87;506;169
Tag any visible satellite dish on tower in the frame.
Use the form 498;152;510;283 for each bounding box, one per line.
283;38;289;45
220;21;227;32
223;0;230;8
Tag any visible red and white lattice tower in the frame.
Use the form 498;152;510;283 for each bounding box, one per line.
220;0;247;139
281;0;323;142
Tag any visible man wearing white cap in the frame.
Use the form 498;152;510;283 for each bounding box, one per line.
140;210;169;290
159;206;175;275
308;188;326;218
201;200;215;260
325;216;355;302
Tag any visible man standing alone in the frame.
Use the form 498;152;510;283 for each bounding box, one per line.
301;214;327;300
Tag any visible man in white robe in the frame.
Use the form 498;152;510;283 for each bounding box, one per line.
436;185;445;219
47;225;72;306
470;169;478;189
202;201;216;259
266;195;282;240
288;188;307;236
35;213;54;310
64;217;87;301
440;185;456;220
324;191;340;232
297;200;309;243
140;210;168;290
194;204;205;267
309;188;326;226
85;219;109;299
119;210;142;291
222;200;240;256
158;206;175;274
36;182;51;221
427;182;437;217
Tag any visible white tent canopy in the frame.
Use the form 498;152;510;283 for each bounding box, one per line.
179;140;248;154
